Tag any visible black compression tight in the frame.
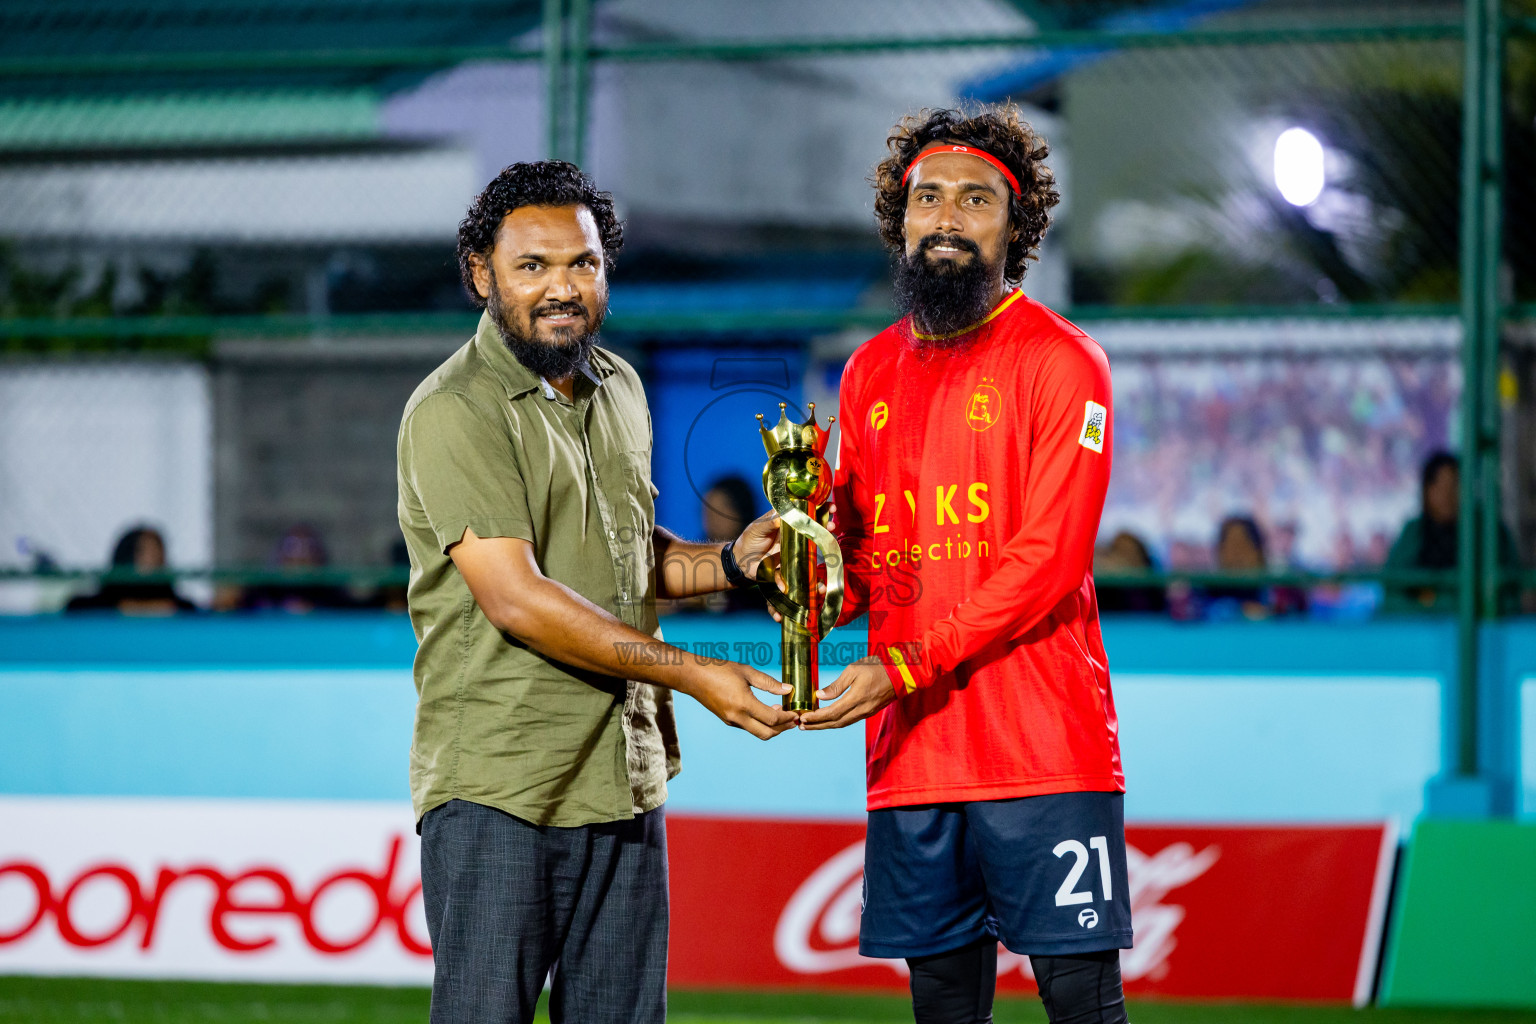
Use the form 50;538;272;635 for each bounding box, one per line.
907;939;997;1024
906;944;1128;1024
1031;950;1129;1024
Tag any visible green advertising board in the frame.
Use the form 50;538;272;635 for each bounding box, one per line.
1380;820;1536;1007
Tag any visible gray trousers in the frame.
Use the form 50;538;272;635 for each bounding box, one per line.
420;799;668;1024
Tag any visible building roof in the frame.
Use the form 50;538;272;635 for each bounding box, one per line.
0;1;544;151
0;0;542;95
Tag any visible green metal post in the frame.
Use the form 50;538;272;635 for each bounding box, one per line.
1476;1;1505;623
1454;0;1501;778
570;0;592;168
1454;0;1481;778
543;0;567;161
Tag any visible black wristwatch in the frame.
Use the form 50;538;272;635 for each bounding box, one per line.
720;541;752;589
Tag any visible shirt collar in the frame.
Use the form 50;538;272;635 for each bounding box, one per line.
471;311;617;401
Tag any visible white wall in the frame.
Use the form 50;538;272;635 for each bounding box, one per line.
382;0;1062;232
382;62;548;188
598;0;1047;229
0;150;480;244
0;363;212;606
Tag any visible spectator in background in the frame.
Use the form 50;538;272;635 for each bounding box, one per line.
658;475;768;615
66;525;195;615
1383;451;1519;613
240;523;355;612
701;475;767;614
702;476;757;544
1197;515;1306;620
1094;530;1167;613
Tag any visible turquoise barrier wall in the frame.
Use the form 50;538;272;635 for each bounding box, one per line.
5;614;1526;822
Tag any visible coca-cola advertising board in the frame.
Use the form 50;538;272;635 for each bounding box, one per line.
1;798;1394;1003
668;816;1398;1006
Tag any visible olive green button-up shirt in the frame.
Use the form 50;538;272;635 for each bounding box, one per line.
397;313;679;827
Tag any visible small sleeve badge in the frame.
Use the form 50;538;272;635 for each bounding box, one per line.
1078;400;1107;453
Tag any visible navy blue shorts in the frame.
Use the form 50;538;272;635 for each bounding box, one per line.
859;791;1133;959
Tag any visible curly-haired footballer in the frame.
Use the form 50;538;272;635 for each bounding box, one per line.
398;162;797;1024
799;108;1132;1024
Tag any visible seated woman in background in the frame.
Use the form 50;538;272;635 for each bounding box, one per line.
1197;515;1306;621
1094;530;1167;613
692;474;767;614
1383;451;1520;613
65;525;196;615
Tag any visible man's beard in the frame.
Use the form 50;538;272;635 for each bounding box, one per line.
486;270;606;381
893;234;1002;345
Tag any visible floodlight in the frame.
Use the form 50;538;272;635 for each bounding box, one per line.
1274;127;1325;207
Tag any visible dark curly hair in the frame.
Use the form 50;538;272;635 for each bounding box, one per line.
456;160;624;309
873;106;1059;286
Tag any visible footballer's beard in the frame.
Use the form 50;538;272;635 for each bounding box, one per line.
486;271;607;381
893;234;1004;346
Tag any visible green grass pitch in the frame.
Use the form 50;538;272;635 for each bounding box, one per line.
2;977;1535;1023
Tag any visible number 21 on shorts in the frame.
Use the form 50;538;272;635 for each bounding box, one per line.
1053;835;1113;906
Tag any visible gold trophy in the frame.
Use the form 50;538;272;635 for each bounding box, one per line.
755;402;845;711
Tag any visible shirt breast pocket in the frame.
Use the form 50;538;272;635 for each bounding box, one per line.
603;448;656;537
600;449;656;610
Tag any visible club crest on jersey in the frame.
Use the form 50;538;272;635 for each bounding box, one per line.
870;401;890;430
1079;400;1107;453
966;382;1002;432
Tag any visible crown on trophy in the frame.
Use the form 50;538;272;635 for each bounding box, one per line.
757;402;834;456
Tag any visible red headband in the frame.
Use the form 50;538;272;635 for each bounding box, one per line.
900;144;1021;196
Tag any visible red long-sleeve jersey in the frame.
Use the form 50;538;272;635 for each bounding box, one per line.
833;289;1124;810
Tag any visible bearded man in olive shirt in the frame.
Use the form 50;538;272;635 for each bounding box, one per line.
397;161;795;1024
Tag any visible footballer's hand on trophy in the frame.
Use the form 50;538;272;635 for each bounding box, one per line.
818;500;836;531
798;656;895;730
767;562;831;625
690;659;797;740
